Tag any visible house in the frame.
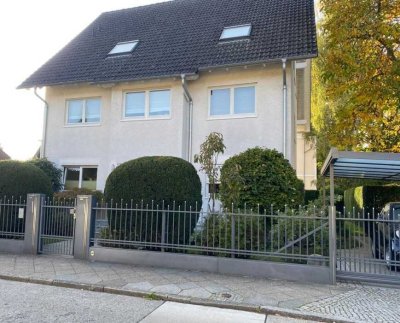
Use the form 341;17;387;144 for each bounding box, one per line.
19;0;318;198
0;148;10;161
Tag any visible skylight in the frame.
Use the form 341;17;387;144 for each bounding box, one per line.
108;40;139;55
220;24;252;40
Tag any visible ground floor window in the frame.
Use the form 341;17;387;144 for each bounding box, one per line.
63;166;98;190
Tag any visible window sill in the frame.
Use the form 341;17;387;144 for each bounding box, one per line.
207;114;257;121
296;120;307;125
64;123;102;128
121;116;171;122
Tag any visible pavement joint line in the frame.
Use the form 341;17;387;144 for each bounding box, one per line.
0;273;354;323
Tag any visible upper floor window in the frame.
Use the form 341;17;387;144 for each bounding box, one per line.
210;86;255;117
124;89;171;119
108;40;139;56
66;98;101;125
220;24;252;40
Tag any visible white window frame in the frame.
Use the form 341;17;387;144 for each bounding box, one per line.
122;89;172;121
63;166;98;190
208;84;257;120
220;24;252;40
65;98;101;126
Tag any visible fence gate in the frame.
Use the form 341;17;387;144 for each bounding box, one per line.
38;199;76;255
336;206;400;285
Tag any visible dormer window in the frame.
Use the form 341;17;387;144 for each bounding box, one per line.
220;24;252;40
108;40;139;55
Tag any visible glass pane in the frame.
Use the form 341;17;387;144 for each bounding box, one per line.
394;208;400;220
81;168;97;190
125;92;145;117
85;99;101;123
109;41;138;55
234;86;255;114
221;25;251;39
149;90;170;116
64;168;80;190
67;100;83;124
210;89;230;116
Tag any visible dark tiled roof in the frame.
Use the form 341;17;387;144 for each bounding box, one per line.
0;148;10;160
19;0;317;89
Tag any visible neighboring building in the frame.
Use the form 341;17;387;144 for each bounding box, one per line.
19;0;318;198
0;148;10;161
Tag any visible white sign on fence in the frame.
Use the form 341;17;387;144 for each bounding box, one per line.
18;208;24;219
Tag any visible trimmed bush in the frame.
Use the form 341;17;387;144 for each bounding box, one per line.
104;156;202;247
0;160;52;197
220;147;304;211
27;158;63;192
54;188;104;201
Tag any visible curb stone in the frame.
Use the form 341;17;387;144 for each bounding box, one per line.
0;274;354;323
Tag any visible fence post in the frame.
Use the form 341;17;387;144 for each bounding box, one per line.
329;206;337;285
231;214;235;258
161;211;166;252
74;195;96;260
24;194;44;255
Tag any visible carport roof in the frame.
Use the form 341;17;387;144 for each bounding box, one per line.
321;148;400;181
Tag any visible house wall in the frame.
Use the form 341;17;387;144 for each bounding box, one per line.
44;63;296;194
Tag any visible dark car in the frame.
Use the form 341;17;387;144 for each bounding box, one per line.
371;202;400;270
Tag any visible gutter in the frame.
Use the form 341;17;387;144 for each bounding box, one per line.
282;59;288;159
34;87;49;158
181;75;194;162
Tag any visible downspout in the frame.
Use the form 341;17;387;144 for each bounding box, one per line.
282;59;287;159
181;75;193;162
34;87;49;159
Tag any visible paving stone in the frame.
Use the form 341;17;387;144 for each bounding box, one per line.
123;281;154;292
150;284;182;294
179;287;212;298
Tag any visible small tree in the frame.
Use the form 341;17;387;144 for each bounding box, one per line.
194;132;225;211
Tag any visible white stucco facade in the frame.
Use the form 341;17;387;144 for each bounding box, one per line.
43;61;315;196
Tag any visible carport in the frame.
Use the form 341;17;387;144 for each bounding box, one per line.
321;148;400;206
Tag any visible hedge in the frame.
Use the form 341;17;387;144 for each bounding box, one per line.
0;160;52;197
104;156;202;247
219;147;304;212
27;158;63;192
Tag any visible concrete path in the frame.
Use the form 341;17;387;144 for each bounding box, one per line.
0;252;399;322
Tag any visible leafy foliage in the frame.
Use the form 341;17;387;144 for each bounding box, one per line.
314;0;400;153
104;156;202;245
0;160;52;197
27;158;63;192
194;132;225;211
54;188;104;201
219;147;304;211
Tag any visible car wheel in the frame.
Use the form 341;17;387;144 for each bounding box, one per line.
385;242;397;271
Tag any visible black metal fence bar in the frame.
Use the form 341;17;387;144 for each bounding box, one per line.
39;199;76;255
91;202;329;265
0;196;26;240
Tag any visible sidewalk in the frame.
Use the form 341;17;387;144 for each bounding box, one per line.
0;252;398;322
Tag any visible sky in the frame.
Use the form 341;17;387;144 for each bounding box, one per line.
0;0;169;160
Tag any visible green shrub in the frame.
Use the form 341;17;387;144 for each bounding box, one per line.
0;160;52;197
54;188;104;202
104;156;202;246
27;158;63;192
344;185;400;216
220;147;304;212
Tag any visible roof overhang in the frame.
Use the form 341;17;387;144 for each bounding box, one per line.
321;148;400;181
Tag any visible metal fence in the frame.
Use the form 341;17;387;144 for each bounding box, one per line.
0;196;26;240
38;198;76;255
336;207;400;283
91;201;329;265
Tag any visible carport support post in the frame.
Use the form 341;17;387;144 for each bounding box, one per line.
74;195;96;260
24;194;44;254
328;163;336;284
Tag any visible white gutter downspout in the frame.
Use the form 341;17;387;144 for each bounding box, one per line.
282;59;288;159
34;87;48;159
181;75;193;162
